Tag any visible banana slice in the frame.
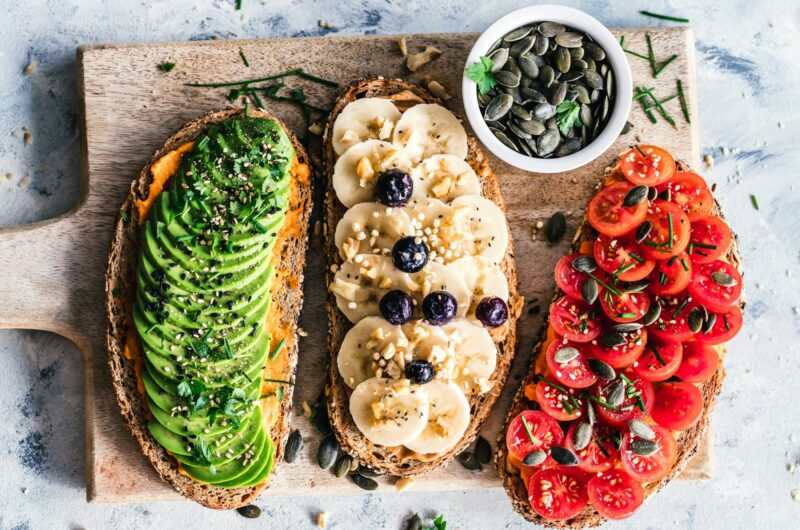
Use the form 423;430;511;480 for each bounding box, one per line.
446;195;509;265
332;140;411;208
332;98;402;155
334;203;415;261
330;255;471;323
392;104;468;162
441;320;497;396
349;377;429;447
403;380;471;454
450;257;510;307
338;317;410;388
411;155;481;202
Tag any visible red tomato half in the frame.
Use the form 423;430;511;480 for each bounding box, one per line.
632;339;683;382
546;339;599;389
648;252;692;297
594;234;655;282
550;296;602;343
593;374;654;428
675;342;720;383
599;288;651;323
641;200;691;260
656;171;714;214
587;469;644;520
687;213;731;264
528;466;589;521
564;422;620;474
506;410;565;462
589;327;647;369
647;296;697;343
695;305;743;345
620;423;677;482
535;379;584;422
555;253;591;299
587;182;648;237
652;382;703;431
618;145;676;187
687;260;742;312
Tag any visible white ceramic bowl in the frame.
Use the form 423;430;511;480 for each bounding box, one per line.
462;5;632;173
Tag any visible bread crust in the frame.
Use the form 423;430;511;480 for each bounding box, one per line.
496;159;745;527
322;78;523;476
105;108;312;509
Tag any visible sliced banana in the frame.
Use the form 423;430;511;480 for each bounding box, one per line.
403;380;471;454
334;203;415;261
450;257;509;307
332;140;411;208
441;320;497;396
332;98;402;155
392;104;468;162
411;155;481;202
447;195;509;264
349;377;429;447
338;317;410;388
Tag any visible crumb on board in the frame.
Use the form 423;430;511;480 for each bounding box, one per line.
23;127;32;146
297;327;308;337
704;154;714;170
792;490;800;502
308;122;324;136
397;36;408;56
318;19;334;30
317;511;328;528
23;60;37;75
395;477;414;492
302;400;312;417
426;80;451;100
406;46;442;72
18;175;31;188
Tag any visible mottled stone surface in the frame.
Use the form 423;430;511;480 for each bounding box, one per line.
0;1;798;528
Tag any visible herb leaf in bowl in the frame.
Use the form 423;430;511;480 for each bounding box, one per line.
556;101;582;136
465;56;496;95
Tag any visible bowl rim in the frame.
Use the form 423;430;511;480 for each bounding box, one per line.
462;4;633;174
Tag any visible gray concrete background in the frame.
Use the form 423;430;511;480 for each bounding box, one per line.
1;0;798;528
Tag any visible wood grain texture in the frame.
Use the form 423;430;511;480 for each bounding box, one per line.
0;28;709;504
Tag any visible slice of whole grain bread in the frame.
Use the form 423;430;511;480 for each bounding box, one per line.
105;108;312;510
322;78;523;476
496;159;745;528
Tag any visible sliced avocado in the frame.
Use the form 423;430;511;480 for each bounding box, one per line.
147;420;191;456
216;434;275;488
182;424;266;485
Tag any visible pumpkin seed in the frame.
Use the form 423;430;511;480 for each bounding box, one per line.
635;221;653;243
551;82;568;105
494;130;519;151
572;255;597;273
313;396;332;435
600;95;610;122
487;38;503;54
702;312;717;334
357;465;382;478
612;322;643;333
580;103;593;127
350;473;379;490
555;31;583;48
641;302;662;326
522;450;547;466
538;129;561;156
584;69;604;90
581;277;599;304
508;120;533;139
504;56;521;77
583;41;606;61
539;65;555;87
562;70;584;83
622;121;634;134
503;25;533;42
605;69;614;97
284;429;303;463
458;451;482;471
534;102;557;121
573;422;593;450
712;271;738;287
511;104;533;121
688;307;704;333
570;47;585;60
555;137;582;157
521;87;547;103
631;438;662;457
518;138;534;157
659;188;672;201
487;120;506;132
628;419;657;441
318;435;338;469
475;436;493;465
585;58;597;71
623;280;649;293
478;91;492;107
510;36;536;57
544;210;567;242
607;381;626;407
554;346;580;364
519;54;540;78
555;47;571;73
484;94;514;121
623;185;648;206
587;401;597;424
488;48;509;72
406;514;424;530
571;58;588;71
533;35;549;56
599;332;627;348
550;446;579;466
518;118;546;136
237;505;262;519
334;454;353;478
538;21;565;38
495;70;521;88
588;358;616;380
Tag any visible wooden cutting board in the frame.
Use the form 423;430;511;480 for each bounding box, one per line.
0;28;708;503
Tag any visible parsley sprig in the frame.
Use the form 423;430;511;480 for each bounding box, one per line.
555;101;582;136
464;56;496;95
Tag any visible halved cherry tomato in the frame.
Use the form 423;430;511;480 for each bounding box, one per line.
648;252;692;297
589;326;647;368
647;296;697;343
687;213;731;264
687;260;742;312
593;374;654;428
528;466;589;520
546;339;598;389
632;339;682;382
656;171;713;214
620;423;677;482
536;379;584;422
587;182;648;237
594;234;655;282
618;145;676;187
564;422;619;474
506;410;565;462
675;342;720;383
599;288;650;323
695;305;743;345
549;296;602;343
651;382;703;431
555;253;591;299
641;200;691;260
587;468;644;520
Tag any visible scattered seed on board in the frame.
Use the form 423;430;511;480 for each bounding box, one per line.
334;454;353;478
357;465;382;478
284;429;303;463
237;505;262;519
545;211;567;243
350;473;379;490
406;513;424;530
318;435;338;470
458;451;482;471
475;436;493;465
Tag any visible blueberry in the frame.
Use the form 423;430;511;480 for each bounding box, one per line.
376;169;413;207
379;290;415;325
392;237;428;273
476;297;509;328
422;291;457;325
405;360;434;385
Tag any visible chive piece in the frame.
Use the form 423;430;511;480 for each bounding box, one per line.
263;377;295;386
520;415;536;445
750;194;760;210
667;212;674;249
243;100;250;118
158;62;176;72
619;373;633;385
680;258;689;271
562;399;574;415
687;242;694;254
677;79;691;123
629;252;645;264
223;337;234;359
595;438;611;457
654;54;678;77
635;88;658;124
643;241;665;248
672;297;690;318
615;263;636;276
624;48;651;61
660;272;668;285
619;35;625;46
618;312;636;319
650;344;666;366
252;220;268;233
146;322;158;334
590;395;618;411
239;50;250;67
692;242;718;250
588;273;621;296
635;396;647;412
667;255;679;266
640;10;690;23
634;144;647;158
269;338;287;361
641;86;677;127
723;314;730;330
236;0;242;9
659;93;678;104
645;35;657;77
185;68;338;88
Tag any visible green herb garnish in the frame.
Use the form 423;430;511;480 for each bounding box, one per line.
677;79;691;123
269;337;287;360
750;194;760;210
520;415;536;445
654;54;678;77
640;10;689;23
239;50;250;67
555;100;582;136
464;56;496;95
158;62;176;72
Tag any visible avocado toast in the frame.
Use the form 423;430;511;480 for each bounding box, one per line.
106;108;312;509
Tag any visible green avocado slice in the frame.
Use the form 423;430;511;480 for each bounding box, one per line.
182;422;266;485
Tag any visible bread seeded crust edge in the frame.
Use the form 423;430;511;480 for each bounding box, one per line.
496;159;745;528
105;108;312;510
322;78;523;476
